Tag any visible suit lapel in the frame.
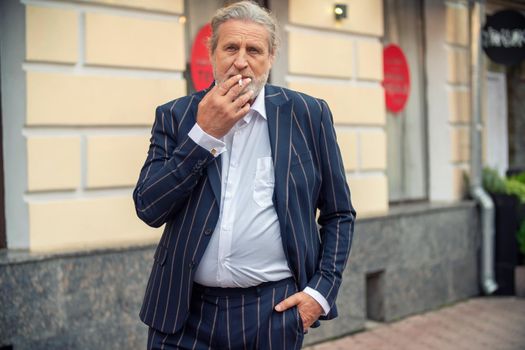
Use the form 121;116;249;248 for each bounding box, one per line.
265;85;293;226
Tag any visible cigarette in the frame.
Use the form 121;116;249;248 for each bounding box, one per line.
238;79;243;87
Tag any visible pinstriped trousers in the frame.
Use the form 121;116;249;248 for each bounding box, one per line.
147;277;305;350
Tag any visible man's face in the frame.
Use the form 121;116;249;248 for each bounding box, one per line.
211;19;274;98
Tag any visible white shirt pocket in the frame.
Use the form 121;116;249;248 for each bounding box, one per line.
253;157;275;207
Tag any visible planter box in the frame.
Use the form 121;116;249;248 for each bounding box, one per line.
516;266;525;298
490;193;522;295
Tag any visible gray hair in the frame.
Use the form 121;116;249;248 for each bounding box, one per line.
209;1;279;55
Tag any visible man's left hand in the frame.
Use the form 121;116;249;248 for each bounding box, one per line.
274;292;323;332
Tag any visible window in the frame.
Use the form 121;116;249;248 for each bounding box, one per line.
384;0;428;202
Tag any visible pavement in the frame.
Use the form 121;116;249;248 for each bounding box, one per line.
304;297;525;350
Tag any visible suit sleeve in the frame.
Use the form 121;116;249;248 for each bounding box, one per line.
306;99;356;308
133;103;215;228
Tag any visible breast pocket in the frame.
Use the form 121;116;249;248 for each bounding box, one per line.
253;157;275;207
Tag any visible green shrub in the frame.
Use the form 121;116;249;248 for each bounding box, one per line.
505;178;525;203
482;167;507;194
511;171;525;185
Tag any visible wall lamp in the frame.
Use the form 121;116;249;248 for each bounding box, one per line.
334;4;347;21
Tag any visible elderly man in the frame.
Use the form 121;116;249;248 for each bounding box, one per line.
134;1;356;349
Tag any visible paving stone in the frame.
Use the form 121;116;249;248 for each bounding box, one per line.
303;297;525;350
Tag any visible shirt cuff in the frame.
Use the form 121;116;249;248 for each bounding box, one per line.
303;286;330;316
188;123;226;157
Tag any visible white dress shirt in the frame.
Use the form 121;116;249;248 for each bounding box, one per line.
188;87;330;315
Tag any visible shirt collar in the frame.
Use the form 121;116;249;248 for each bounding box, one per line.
243;86;266;124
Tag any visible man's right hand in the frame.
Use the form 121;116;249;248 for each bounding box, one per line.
196;74;254;139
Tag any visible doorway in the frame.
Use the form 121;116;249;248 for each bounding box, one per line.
507;61;525;174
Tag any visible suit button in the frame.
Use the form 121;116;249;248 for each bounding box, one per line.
189;261;195;268
204;228;212;235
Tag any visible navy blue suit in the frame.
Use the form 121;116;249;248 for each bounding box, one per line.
134;84;356;336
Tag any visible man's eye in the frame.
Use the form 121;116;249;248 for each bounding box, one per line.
248;47;261;53
226;46;237;51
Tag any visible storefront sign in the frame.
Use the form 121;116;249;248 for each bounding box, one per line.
482;10;525;66
190;23;214;91
383;44;410;114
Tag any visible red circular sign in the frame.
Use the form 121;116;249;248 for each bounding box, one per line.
383;44;410;113
191;23;214;91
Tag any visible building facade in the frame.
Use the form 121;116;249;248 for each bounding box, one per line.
0;0;521;348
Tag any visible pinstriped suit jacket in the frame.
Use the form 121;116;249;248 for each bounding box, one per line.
134;84;356;334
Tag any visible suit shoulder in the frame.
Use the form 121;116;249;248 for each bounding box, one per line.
268;86;324;122
158;91;204;111
276;86;324;113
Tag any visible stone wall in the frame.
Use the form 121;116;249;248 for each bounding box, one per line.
0;203;480;349
306;202;480;344
0;246;151;349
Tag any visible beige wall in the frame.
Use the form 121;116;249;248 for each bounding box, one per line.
446;1;471;200
22;0;476;249
24;0;186;251
287;0;387;217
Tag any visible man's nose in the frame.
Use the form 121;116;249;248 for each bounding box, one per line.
233;50;248;69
